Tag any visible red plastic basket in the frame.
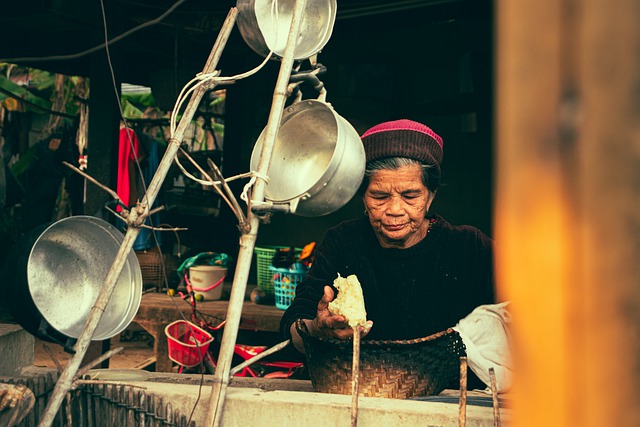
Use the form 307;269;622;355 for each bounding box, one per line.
165;320;214;368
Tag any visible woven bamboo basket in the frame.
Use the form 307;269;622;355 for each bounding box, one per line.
135;227;181;291
136;247;180;289
296;320;466;399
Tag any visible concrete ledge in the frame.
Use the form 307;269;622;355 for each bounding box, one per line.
92;373;508;427
0;323;34;375
221;387;504;427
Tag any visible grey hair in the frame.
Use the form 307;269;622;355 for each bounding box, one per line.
361;157;441;193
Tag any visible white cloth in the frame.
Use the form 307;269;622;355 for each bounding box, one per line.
452;301;513;393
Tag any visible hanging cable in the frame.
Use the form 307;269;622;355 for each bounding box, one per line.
0;0;188;64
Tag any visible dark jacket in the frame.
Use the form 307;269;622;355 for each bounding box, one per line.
280;214;496;341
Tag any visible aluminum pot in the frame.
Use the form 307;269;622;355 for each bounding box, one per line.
250;99;365;217
1;216;142;344
236;0;337;60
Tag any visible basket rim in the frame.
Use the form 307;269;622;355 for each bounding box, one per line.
255;245;303;252
269;265;309;274
295;318;459;348
164;319;213;347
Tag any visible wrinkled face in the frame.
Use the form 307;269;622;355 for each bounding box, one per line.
363;163;434;249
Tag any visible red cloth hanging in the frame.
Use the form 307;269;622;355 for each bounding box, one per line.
117;127;140;210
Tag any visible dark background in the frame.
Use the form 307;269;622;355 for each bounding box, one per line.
0;0;494;283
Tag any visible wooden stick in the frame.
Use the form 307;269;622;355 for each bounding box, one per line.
71;380;147;390
61;161;121;202
175;148;235;216
207;158;248;230
351;327;361;427
42;344;64;374
75;347;124;379
489;367;501;427
229;339;290;376
65;393;72;427
459;356;468;427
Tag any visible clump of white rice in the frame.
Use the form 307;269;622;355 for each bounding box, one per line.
328;274;367;328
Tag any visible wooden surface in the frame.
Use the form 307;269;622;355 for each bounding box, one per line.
133;283;285;372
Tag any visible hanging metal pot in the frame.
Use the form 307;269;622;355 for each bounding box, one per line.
250;99;365;217
236;0;337;60
1;216;142;346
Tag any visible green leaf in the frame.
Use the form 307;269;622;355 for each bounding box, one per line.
0;74;52;112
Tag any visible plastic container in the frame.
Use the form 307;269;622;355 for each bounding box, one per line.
254;246;302;295
165;320;214;367
188;265;227;300
270;264;309;310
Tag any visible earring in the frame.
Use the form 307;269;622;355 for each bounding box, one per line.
364;209;368;215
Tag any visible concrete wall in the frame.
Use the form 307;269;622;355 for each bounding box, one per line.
0;323;34;375
88;373;508;427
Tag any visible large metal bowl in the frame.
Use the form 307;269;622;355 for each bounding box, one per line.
236;0;337;60
24;216;142;341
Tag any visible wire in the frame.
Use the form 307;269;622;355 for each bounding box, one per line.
336;0;459;20
98;0;173;293
166;44;275;223
188;371;205;424
168;48;273;136
0;0;188;64
166;294;209;425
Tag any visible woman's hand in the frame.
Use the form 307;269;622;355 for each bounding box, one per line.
309;286;352;340
310;286;373;340
290;286;373;353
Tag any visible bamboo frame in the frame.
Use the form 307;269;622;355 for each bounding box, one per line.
204;1;308;425
37;9;239;427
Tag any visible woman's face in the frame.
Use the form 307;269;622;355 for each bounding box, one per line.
363;163;434;249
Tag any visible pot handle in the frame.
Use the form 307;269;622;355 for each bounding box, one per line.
289;64;326;89
251;201;291;215
288;64;328;103
250;194;306;215
38;318;77;354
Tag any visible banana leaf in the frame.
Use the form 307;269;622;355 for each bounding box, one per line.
0;74;51;113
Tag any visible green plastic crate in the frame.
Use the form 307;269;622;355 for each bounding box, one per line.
254;246;302;295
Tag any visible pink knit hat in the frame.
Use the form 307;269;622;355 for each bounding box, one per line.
361;119;444;168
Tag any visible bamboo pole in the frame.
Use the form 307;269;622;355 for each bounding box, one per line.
37;9;238;427
459;357;467;427
228;339;291;376
489;367;501;427
204;1;308;425
350;328;361;427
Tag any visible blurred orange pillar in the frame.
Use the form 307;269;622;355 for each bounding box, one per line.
496;0;640;426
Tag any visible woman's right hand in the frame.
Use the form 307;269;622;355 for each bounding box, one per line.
307;286;353;341
290;285;373;353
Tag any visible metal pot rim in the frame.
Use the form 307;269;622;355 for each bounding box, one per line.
250;99;365;216
236;0;337;60
270;100;345;203
26;216;142;341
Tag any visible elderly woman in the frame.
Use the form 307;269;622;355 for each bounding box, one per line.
280;119;496;355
